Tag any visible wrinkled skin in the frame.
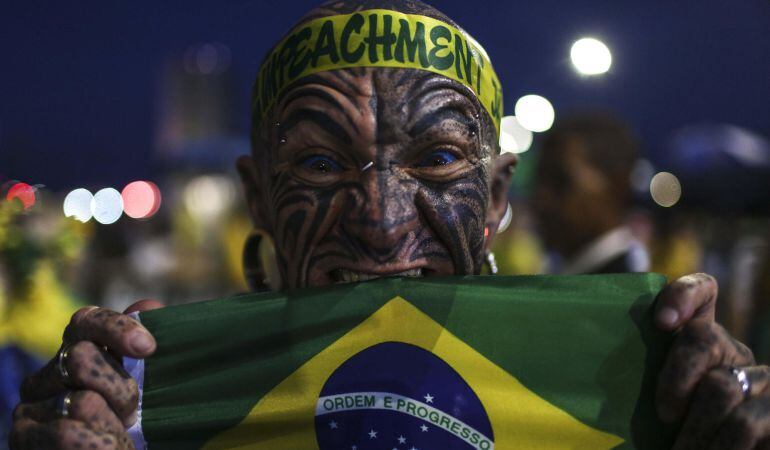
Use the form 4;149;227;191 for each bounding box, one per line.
10;2;770;449
242;68;503;289
10;301;162;449
654;274;769;450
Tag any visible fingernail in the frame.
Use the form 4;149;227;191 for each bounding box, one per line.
657;307;679;329
129;330;155;354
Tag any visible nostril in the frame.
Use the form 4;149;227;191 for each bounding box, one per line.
350;232;409;264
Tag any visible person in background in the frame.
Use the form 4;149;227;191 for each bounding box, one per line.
748;232;770;361
533;113;649;274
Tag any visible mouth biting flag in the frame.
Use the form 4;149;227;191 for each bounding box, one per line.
125;274;676;449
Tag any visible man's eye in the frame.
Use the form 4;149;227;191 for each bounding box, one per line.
300;155;343;173
417;150;459;167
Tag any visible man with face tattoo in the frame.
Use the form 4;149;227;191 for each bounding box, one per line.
9;1;770;449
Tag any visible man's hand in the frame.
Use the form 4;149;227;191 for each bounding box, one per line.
10;300;163;450
655;273;770;450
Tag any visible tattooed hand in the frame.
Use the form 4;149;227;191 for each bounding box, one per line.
10;300;163;450
654;273;770;449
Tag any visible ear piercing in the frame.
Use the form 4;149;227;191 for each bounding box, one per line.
361;161;374;172
485;251;499;275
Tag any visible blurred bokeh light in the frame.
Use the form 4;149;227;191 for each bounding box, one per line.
500;116;534;154
570;38;612;75
514;95;555;133
91;188;124;225
184;42;232;75
650;172;682;207
183;175;236;224
5;182;36;210
630;159;655;194
121;181;162;219
63;188;94;223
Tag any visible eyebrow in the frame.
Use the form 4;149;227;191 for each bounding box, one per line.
408;103;475;138
281;107;353;145
406;75;480;138
277;73;362;145
280;85;359;135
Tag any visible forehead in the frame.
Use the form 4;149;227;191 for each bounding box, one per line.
278;68;480;117
267;68;484;148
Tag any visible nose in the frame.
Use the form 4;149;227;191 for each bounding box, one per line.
343;166;418;262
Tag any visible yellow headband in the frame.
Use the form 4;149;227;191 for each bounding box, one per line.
253;9;503;135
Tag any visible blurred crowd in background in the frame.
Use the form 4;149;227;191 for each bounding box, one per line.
1;1;769;447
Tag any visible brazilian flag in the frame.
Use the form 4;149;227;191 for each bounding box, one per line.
125;274;677;449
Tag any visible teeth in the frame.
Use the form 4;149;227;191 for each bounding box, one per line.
333;268;423;284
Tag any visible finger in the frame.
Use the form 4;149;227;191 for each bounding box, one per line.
20;357;66;403
10;417;134;450
123;299;165;315
673;368;746;450
657;320;755;422
655;273;718;331
747;366;770;397
13;391;124;435
64;306;156;358
9;417;57;449
21;342;139;425
709;395;770;450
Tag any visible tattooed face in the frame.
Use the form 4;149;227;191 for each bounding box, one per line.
243;67;507;290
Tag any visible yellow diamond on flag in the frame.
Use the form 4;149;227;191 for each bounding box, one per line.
204;297;623;449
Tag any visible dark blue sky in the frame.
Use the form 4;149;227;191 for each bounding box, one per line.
1;0;769;190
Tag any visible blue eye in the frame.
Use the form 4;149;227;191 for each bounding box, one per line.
301;155;343;173
417;150;459;167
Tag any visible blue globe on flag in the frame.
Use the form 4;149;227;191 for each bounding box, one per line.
315;341;494;450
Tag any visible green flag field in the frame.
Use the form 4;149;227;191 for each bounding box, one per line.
124;274;676;449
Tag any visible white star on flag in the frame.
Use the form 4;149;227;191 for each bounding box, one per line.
420;424;429;432
410;446;419;450
329;420;338;429
398;435;407;444
368;429;378;439
423;393;434;403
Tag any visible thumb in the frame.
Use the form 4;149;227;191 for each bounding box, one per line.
123;299;165;315
654;273;717;332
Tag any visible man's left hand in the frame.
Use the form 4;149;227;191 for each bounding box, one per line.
655;273;770;450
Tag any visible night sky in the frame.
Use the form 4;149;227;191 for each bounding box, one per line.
1;0;769;191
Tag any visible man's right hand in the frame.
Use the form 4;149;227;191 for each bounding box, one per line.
10;300;163;450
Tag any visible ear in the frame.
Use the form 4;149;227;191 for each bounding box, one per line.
236;154;270;232
237;154;285;291
484;152;518;252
